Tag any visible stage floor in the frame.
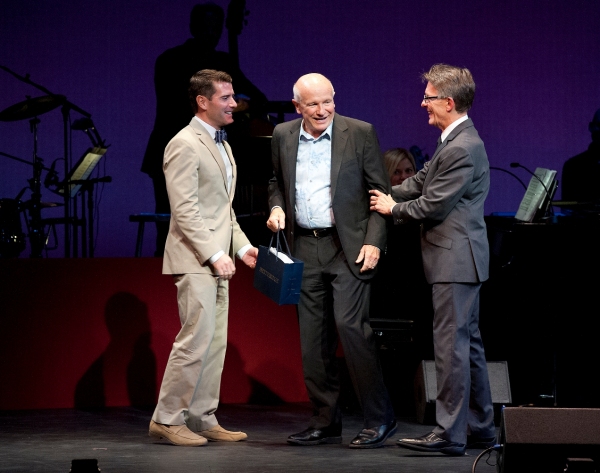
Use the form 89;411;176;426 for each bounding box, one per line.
0;403;499;473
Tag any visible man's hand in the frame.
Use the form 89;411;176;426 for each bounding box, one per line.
369;189;396;216
241;246;258;269
355;244;381;273
267;207;286;232
211;255;236;280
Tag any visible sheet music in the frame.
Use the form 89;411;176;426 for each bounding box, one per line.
515;167;557;222
59;147;107;197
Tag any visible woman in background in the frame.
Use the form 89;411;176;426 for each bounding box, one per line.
384;148;416;186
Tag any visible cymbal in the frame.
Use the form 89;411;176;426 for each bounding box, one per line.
0;95;66;122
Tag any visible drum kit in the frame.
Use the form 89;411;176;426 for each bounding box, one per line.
0;65;109;258
0;94;68;258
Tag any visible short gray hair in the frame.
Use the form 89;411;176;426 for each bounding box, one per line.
422;64;475;113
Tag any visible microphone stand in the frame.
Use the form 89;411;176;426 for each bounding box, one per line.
1;64;93;257
0;150;52;171
489;166;528;191
27;117;45;258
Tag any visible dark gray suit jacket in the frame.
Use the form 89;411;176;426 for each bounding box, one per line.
391;118;490;284
268;114;390;280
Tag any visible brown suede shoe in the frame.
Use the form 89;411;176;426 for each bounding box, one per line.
198;424;248;442
149;420;208;446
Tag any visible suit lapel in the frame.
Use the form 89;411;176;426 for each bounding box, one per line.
330;115;347;201
430;136;447;162
224;141;236;197
430;118;473;161
287;125;301;211
190;119;229;192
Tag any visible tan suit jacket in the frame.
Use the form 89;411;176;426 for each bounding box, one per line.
163;117;250;274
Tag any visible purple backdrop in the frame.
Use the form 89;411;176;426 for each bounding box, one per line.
1;0;599;257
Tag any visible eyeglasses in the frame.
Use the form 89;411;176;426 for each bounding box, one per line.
422;95;448;103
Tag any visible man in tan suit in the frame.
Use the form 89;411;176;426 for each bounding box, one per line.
149;69;258;447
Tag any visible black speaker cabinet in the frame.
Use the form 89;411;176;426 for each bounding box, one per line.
497;407;600;473
414;360;512;425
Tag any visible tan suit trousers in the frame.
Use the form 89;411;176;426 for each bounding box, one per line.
152;273;229;431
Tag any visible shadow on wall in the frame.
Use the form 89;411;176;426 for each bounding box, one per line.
221;342;286;405
74;292;156;409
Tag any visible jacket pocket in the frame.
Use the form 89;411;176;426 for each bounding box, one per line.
425;229;452;250
202;217;216;231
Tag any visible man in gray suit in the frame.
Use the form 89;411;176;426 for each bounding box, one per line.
149;69;258;446
370;64;495;456
267;73;396;449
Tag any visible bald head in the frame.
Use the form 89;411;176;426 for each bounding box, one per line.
293;73;335;103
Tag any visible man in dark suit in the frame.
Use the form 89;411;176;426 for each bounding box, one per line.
370;64;496;456
266;73;396;449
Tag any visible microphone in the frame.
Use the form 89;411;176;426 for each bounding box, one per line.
510;162;558;218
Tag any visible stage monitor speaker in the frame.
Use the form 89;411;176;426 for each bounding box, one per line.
496;407;600;473
414;360;512;425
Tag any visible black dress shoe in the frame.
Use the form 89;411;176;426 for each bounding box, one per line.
466;434;497;449
287;426;342;446
396;432;466;456
348;419;397;449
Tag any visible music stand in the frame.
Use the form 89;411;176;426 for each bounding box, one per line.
58;147;107;198
52;146;108;256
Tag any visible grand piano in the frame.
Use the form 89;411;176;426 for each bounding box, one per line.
481;209;600;408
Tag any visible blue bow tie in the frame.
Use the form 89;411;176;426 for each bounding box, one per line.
214;129;227;144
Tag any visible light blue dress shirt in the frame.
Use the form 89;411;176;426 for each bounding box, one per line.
295;121;335;229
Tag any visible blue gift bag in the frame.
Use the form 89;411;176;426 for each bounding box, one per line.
253;231;304;305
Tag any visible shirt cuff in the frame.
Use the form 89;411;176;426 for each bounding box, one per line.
208;250;224;264
237;244;252;259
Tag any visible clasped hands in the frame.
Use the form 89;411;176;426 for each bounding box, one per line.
211;247;258;280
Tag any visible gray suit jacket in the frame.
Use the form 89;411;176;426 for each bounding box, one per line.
391;118;490;284
268;114;390;280
162;118;250;274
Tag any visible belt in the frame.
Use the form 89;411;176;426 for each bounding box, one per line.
296;226;336;238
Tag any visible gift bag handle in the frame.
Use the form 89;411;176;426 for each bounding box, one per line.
269;226;292;258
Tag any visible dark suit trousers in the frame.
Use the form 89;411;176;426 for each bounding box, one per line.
431;282;495;444
295;230;394;429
